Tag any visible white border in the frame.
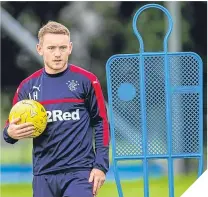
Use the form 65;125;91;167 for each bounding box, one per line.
181;170;208;197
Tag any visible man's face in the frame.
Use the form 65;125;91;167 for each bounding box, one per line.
37;33;72;73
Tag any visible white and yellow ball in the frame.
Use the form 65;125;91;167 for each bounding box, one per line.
9;100;47;138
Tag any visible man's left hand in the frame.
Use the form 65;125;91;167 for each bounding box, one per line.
89;168;106;196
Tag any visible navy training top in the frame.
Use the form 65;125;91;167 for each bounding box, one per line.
3;64;110;175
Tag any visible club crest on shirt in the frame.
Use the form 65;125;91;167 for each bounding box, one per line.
66;80;79;91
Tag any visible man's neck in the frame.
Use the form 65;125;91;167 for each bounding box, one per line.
44;64;68;74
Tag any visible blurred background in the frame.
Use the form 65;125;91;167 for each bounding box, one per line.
1;1;207;197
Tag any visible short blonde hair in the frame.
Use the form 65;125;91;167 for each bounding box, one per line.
38;21;70;44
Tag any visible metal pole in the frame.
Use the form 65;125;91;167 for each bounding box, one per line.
165;1;185;175
0;6;42;66
166;2;182;52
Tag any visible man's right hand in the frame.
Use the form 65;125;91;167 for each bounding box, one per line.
7;118;35;140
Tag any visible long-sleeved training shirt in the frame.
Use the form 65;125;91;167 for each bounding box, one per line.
3;64;110;175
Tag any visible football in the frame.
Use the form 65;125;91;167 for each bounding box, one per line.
9;100;47;138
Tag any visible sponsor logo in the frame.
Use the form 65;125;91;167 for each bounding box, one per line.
47;109;80;122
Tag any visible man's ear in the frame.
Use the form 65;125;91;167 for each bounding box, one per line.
69;42;73;55
36;43;43;56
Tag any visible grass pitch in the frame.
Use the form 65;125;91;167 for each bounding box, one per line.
1;174;197;197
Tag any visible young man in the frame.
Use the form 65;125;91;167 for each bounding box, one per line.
3;21;110;197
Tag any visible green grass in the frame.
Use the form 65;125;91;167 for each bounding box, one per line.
1;174;197;197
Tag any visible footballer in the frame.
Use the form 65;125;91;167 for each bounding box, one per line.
3;21;110;197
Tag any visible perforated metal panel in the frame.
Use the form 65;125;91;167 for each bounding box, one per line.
144;56;167;155
170;55;200;86
106;4;203;197
169;54;201;156
107;53;202;158
172;93;200;154
109;57;143;157
106;53;203;197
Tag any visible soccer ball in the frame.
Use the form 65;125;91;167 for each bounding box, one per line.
9;99;47;138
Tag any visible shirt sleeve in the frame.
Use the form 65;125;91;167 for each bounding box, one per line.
3;83;28;144
85;77;110;174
